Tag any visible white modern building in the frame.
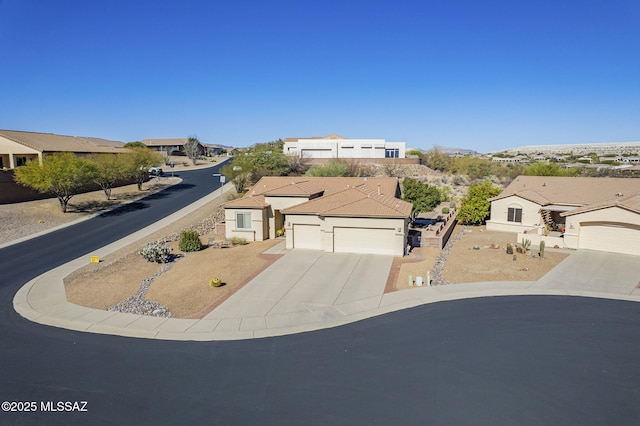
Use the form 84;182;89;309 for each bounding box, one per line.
283;134;406;159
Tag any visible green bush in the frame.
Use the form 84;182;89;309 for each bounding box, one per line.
140;241;172;263
442;207;450;214
179;230;203;252
230;237;249;246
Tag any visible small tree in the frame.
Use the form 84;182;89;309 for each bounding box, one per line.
286;153;310;175
89;153;129;200
14;152;98;213
401;178;443;220
184;135;202;166
124;146;164;190
457;180;502;225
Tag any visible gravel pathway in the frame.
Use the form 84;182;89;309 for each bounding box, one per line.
108;262;175;317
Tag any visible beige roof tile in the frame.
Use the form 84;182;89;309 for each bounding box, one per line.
282;186;412;218
141;138;188;146
247;176;399;198
221;195;269;209
562;194;640;216
491;176;640;206
0;129;125;153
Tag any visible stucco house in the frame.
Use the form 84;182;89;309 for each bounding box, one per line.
283;134;406;159
141;138;210;157
486;176;640;256
0;129;125;169
222;176;413;256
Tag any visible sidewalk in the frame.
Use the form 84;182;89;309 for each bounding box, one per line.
13;188;640;341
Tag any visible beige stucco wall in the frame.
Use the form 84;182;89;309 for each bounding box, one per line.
563;206;640;249
264;195;311;239
224;207;268;241
0;136;41;168
284;214;408;256
486;195;543;233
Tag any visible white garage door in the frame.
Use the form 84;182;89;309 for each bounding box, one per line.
293;224;322;250
579;223;640;256
334;227;398;256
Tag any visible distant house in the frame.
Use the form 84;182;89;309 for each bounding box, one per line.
283;134;406;160
0;129;125;169
222;176;412;256
141;138;215;156
486;176;640;256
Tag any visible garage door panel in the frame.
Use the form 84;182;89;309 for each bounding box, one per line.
579;223;640;256
334;227;398;256
293;224;321;250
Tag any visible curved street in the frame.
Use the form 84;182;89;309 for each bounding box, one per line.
1;167;639;425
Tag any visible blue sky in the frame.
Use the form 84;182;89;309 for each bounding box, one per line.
1;0;638;152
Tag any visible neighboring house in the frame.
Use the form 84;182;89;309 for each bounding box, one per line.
141;138;208;157
0;129;125;168
283;134;406;159
222;176;413;256
486;176;640;256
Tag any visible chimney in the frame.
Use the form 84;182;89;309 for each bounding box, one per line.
377;184;381;196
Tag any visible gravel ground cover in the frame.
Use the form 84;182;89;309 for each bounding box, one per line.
6;162;570;319
391;224;569;290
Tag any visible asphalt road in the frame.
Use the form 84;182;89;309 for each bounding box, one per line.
1;167;639;425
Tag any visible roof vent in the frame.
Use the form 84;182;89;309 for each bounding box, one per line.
616;192;623;197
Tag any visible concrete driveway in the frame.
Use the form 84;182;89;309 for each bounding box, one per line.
205;248;394;328
532;249;640;295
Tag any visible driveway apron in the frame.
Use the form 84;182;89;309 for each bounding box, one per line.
205;250;394;322
532;250;640;295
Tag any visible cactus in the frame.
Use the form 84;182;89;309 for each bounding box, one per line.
506;243;513;255
521;238;531;252
539;240;545;259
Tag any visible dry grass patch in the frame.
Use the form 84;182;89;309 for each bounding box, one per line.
443;226;569;283
65;252;162;310
392;225;570;290
145;238;282;318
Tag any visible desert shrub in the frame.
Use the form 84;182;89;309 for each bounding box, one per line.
140;241;172;263
506;243;513;255
230;237;249;246
179;230;203;252
442;207;450;214
276;229;284;237
209;277;223;287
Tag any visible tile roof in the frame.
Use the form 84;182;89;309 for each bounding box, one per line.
141;138;189;146
281;185;412;218
247;176;399;198
490;176;640;207
224;176;410;218
562;194;640;216
221;194;269;208
0;130;125;153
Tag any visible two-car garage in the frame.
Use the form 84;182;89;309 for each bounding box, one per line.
578;222;640;256
290;221;405;256
333;227;398;255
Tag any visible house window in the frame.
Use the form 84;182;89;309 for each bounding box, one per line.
15;156;28;167
236;212;252;229
385;148;399;158
507;207;523;222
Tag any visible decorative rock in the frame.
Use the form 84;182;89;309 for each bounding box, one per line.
108;262;174;318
